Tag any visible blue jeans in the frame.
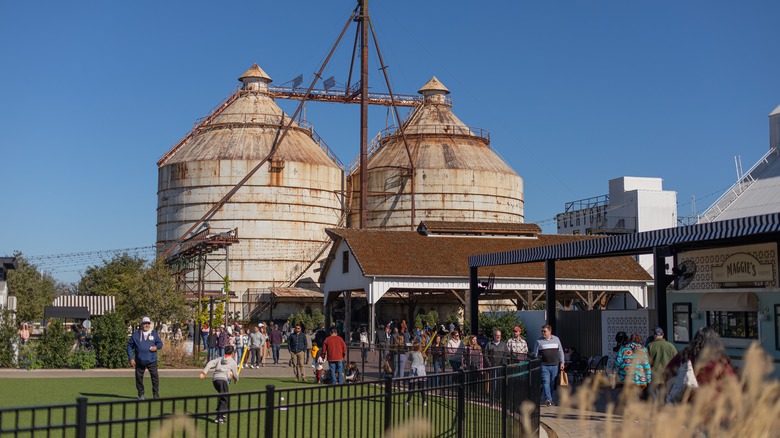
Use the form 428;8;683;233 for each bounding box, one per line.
433;360;444;386
208;347;217;361
393;353;407;378
236;346;243;365
541;364;560;402
201;334;208;350
329;360;345;384
271;344;281;364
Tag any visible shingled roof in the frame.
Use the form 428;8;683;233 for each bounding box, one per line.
418;221;541;236
324;228;651;281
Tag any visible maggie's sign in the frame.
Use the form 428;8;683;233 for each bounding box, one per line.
712;253;774;283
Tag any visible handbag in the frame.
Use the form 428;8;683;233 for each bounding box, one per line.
560;370;569;387
665;359;699;403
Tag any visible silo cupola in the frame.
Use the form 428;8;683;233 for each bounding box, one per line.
239;64;272;92
417;76;451;105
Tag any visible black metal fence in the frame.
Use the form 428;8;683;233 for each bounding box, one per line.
0;361;540;438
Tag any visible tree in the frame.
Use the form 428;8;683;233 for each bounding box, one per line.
78;253;145;296
120;259;187;324
0;306;18;367
289;308;325;332
7;253;57;323
92;311;129;368
478;310;526;340
37;319;74;368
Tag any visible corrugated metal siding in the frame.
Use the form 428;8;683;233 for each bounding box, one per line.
557;311;602;357
52;296;116;316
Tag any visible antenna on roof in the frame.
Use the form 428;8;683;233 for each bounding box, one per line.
292;74;303;89
323;76;336;90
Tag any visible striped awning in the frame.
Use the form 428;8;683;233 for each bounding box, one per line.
469;212;780;268
52;295;116;316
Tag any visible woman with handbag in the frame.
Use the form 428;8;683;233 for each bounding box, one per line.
663;326;735;403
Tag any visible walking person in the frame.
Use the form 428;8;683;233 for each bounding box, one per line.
533;324;564;407
615;333;652;399
507;326;529;362
217;325;228;357
446;330;464;372
288;324;308;382
127;316;163;400
429;334;447;386
200;345;239;424
392;334;407;378
305;328;314;365
207;328;219;361
269;324;283;365
647;327;677;384
484;329;509;397
247;325;262;369
18;323;30;346
201;323;210;350
322;328;347;384
405;342;428;406
235;328;248;368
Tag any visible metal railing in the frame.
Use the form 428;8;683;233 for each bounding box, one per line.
0;359;540;437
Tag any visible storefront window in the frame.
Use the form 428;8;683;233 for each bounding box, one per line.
707;311;758;339
673;303;692;343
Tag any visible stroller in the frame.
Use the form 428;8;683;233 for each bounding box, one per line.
344;361;362;383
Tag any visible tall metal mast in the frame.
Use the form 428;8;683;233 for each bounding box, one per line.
359;0;369;229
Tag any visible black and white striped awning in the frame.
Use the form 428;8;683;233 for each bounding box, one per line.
51;295;116;316
469;212;780;268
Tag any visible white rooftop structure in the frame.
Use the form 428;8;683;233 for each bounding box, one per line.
698;105;780;223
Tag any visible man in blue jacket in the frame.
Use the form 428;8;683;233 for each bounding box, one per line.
127;316;163;400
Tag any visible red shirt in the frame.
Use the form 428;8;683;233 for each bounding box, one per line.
322;334;347;361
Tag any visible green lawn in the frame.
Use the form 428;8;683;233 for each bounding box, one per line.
0;376;303;408
0;377;522;437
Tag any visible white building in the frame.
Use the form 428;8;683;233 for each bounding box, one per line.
557;176;677;273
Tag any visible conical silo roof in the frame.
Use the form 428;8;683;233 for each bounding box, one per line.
348;77;524;229
157;64;345;298
159;65;337;167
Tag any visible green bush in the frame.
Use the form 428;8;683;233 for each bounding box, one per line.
68;348;97;370
92;311;129;368
288;308;325;332
37;319;75;368
18;343;42;370
0;307;17;367
478;311;526;340
414;309;439;332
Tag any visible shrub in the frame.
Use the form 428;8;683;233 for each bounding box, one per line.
478;311;525;339
36;319;74;368
18;343;42;370
92;311;130;368
414;309;439;332
0;306;18;367
158;341;199;368
288;308;325;332
68;348;98;370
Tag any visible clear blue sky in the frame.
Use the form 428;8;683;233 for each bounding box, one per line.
2;1;778;283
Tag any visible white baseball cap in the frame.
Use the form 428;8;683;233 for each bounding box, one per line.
141;317;151;323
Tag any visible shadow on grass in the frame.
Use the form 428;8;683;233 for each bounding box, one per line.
79;392;138;400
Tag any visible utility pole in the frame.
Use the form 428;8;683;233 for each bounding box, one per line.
359;0;369;229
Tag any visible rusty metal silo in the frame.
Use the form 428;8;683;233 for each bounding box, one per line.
348;77;524;229
157;64;344;299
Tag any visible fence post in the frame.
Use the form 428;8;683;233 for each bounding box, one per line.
264;385;275;438
383;376;393;433
76;397;87;438
502;364;508;438
457;369;465;438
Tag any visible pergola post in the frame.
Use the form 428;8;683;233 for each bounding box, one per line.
469;266;480;336
545;259;557;334
653;247;672;334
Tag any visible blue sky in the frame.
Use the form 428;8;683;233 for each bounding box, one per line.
1;1;778;283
